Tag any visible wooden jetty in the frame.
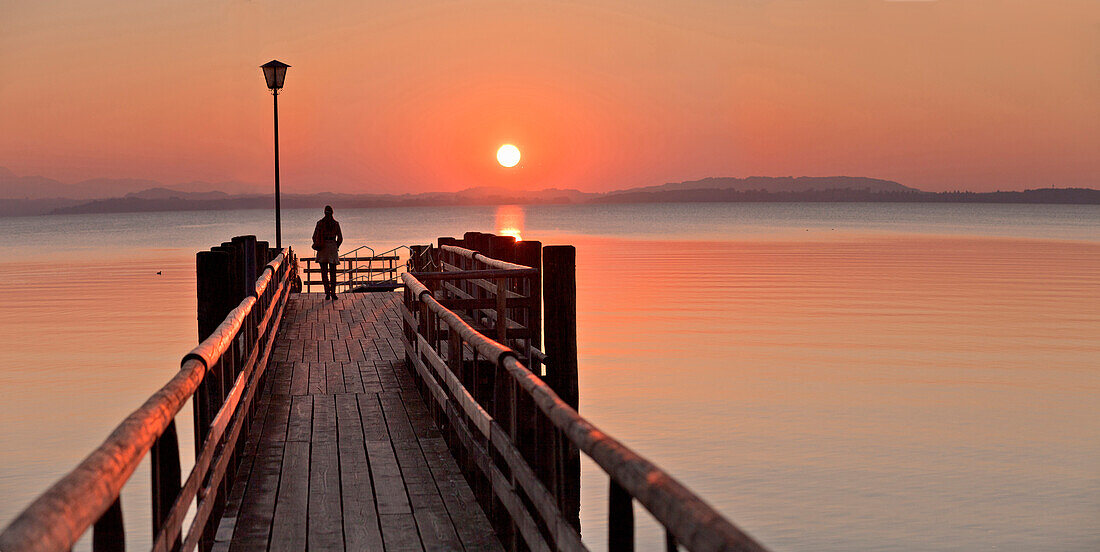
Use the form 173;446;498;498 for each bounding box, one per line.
0;233;768;552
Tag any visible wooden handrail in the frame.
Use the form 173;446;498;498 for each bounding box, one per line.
400;267;769;552
411;268;538;280
440;244;533;271
0;249;296;552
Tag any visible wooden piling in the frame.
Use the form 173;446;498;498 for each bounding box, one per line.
196;247;242;552
232;235;258;297
255;241;269;273
490;235;517;263
542;245;580;530
463;231;482;253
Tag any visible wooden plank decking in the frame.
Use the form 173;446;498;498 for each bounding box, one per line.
216;293;502;552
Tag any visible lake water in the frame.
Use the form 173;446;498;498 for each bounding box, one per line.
0;203;1097;551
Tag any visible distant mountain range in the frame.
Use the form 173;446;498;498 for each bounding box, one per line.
0;167;1097;216
0;167;262;200
606;176;918;195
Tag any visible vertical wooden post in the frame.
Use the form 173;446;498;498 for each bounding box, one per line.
608;480;635;552
215;243;245;307
490;360;517;551
151;420;182;551
463;231;482;252
233;235;258;297
474;233;493;256
412;245;430;273
255;240;269;273
512;241;542;479
543;245;579;530
543;245;578;405
195;250;232;464
92;497;125;552
515;240;542;350
665;530;678;552
402;288;416;370
490;235;517;262
437;237;458;272
196;251;233;341
495;278;508;343
437;236;457;249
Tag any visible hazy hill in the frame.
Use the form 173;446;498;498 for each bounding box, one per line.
49;186;597;215
3;168;1097;216
0;167;264;200
592;187;1100;205
0;198;84;217
607;176;918;196
0;167;78;199
125;188;234;201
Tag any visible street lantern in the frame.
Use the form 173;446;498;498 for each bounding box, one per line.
260;60;290;249
261;60;289;91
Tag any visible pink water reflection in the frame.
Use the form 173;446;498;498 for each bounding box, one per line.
494;205;525;241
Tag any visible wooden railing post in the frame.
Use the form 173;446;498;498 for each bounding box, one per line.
410;245;427;273
512;241;542;487
92;497;124;552
437;236;458;268
543;245;580;530
608;480;635;552
151;420;182;552
515;240;542;336
495;278;508;343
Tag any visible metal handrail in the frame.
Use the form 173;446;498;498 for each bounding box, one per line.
343;245;409;290
300;244;411;292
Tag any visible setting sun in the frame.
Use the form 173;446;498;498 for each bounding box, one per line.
496;144;521;168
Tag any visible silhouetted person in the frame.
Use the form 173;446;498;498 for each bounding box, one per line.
312;205;343;300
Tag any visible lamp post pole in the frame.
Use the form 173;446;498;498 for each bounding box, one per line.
272;88;281;250
261;59;289;251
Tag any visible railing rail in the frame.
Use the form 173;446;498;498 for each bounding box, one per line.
401;237;768;552
426;241;544;370
300;244;408;292
0;240;298;552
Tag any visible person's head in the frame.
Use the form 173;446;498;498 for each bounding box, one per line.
324;205;333;217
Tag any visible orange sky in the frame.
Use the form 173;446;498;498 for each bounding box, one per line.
1;1;1097;194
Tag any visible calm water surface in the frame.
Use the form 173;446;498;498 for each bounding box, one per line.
0;203;1097;551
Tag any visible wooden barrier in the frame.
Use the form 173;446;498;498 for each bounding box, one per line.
401;234;768;552
0;241;298;552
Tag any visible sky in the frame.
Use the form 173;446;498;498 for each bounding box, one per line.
1;0;1097;194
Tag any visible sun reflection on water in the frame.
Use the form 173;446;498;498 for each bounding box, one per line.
494;205;525;241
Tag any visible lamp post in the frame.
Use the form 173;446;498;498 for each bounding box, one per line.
261;60;290;250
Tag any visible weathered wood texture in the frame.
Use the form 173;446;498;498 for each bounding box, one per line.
221;292;501;552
